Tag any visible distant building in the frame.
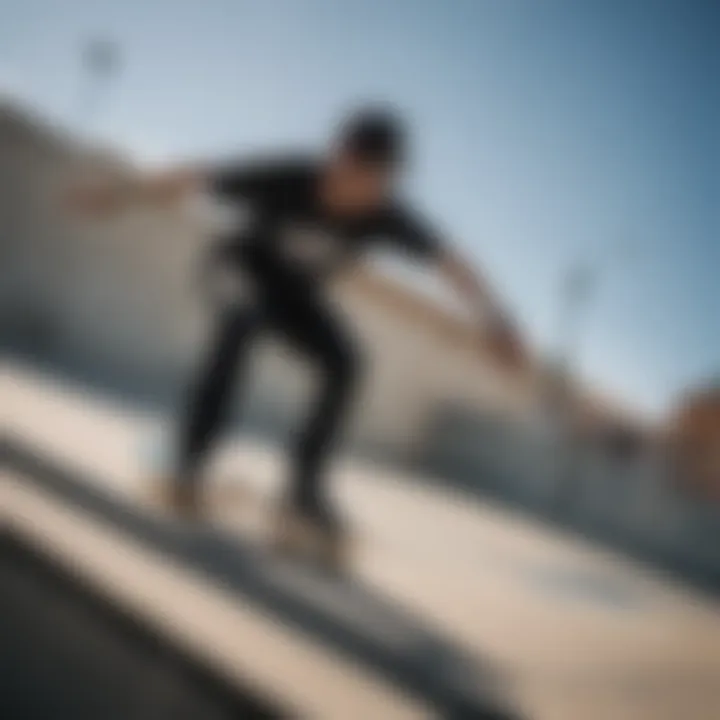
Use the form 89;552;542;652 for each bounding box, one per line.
670;384;720;501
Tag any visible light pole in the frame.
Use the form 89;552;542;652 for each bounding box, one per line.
78;37;121;133
21;39;120;358
549;238;642;513
67;38;123;368
549;260;598;513
556;261;597;372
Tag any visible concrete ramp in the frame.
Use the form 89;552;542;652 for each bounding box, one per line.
5;362;720;720
1;455;516;720
0;529;286;720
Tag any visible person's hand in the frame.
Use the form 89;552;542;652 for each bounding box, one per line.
63;180;125;218
483;316;527;371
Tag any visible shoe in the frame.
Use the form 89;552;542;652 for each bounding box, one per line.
315;522;351;576
148;477;203;521
271;503;351;575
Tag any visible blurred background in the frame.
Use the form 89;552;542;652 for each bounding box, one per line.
2;1;719;719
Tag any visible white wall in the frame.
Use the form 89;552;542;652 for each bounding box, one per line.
0;104;530;457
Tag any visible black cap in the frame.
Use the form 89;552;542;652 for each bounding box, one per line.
338;106;407;167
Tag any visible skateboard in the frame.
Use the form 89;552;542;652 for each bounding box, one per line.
142;477;352;575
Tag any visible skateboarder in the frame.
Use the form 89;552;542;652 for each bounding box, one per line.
69;106;525;567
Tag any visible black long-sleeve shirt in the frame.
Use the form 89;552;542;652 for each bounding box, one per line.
207;155;443;283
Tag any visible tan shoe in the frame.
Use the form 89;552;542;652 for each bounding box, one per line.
271;506;352;575
314;525;351;576
147;477;203;521
270;507;312;557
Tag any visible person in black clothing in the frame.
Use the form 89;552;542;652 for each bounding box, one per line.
69;107;525;566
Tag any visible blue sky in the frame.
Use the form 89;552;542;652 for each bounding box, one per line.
1;0;718;417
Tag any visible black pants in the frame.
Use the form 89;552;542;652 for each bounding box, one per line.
176;276;361;524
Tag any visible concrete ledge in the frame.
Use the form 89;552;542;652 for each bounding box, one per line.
1;476;433;720
0;529;287;720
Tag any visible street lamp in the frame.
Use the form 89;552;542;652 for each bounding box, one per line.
78;37;121;131
18;39;121;358
549;239;640;513
556;261;597;370
66;37;123;369
546;261;597;513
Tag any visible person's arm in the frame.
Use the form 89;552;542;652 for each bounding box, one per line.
435;248;526;368
64;165;203;217
389;206;527;369
65;155;291;217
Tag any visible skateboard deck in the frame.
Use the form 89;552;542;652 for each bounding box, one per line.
142;477;352;575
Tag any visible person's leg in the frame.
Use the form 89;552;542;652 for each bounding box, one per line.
175;306;260;493
271;297;363;530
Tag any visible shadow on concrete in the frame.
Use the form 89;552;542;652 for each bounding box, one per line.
0;531;288;720
2;435;522;720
